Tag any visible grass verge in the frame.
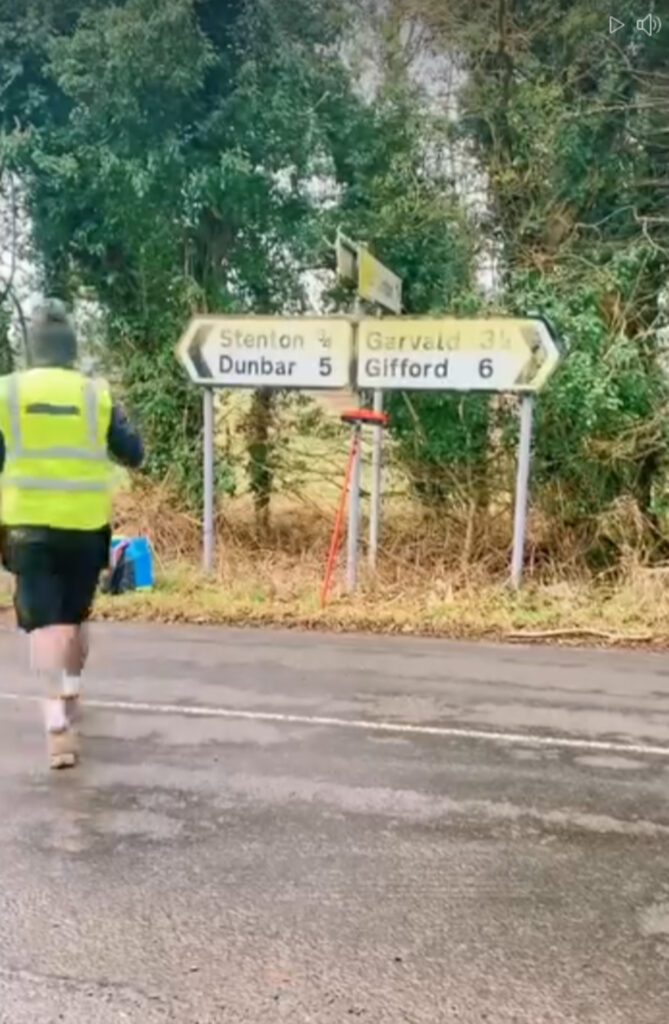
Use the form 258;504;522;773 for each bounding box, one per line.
3;484;669;647
86;561;669;648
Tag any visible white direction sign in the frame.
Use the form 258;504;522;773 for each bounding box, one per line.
177;316;353;389
357;316;561;392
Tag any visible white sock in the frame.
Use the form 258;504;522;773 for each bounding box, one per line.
44;698;68;734
62;674;81;699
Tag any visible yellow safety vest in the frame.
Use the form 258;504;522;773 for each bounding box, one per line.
0;367;113;531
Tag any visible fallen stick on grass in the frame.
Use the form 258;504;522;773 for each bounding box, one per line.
504;627;655;644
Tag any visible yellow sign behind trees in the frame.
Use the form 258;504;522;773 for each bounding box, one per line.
357;248;402;313
334;231;402;314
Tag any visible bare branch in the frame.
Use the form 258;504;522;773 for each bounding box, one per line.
0;170;20;306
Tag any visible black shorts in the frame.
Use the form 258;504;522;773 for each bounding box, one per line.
1;526;110;633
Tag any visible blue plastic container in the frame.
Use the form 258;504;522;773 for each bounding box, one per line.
111;535;154;590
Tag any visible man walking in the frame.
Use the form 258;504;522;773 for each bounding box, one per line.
0;299;143;769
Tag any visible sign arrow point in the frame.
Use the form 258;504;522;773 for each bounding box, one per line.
188;324;214;379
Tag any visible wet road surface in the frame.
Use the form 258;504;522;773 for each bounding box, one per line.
2;623;669;1022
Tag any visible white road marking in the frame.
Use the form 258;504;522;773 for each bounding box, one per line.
2;690;669;759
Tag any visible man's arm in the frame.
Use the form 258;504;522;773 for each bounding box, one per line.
107;404;144;469
0;430;4;474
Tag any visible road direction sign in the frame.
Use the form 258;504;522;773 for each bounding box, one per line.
177;316;353;389
335;230;402;314
356;316;561;392
357;247;402;313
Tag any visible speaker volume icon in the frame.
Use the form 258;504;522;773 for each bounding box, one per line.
636;12;662;35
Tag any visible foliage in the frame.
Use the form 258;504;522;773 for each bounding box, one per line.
512;256;668;522
0;156;25;371
0;304;11;375
381;0;669;547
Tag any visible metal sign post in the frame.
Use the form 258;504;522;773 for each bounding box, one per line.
346;297;364;592
335;231;402;574
202;387;215;574
322;408;389;603
346;420;363;592
368;388;384;568
511;394;534;589
357;248;401;572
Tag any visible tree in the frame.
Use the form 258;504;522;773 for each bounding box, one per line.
0;161;27;372
376;0;669;558
0;0;369;507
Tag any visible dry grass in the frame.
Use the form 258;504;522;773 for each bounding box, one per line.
92;481;669;646
3;482;669;647
91;561;669;646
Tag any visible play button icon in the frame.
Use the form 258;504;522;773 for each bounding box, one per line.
609;16;625;33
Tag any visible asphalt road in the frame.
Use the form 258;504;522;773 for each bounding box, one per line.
2;622;669;1023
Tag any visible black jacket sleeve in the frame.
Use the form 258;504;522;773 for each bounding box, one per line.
0;430;4;474
107;404;144;469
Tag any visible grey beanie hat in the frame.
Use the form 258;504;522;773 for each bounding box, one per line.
27;298;78;368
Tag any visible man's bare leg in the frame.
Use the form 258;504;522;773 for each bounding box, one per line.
31;624;80;769
62;624;88;722
62;623;88;674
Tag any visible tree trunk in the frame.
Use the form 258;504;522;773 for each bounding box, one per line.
0;308;14;375
246;387;274;533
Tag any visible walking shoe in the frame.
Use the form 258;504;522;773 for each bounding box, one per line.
47;727;79;770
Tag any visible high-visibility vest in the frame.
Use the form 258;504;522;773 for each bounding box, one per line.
0;367;113;531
